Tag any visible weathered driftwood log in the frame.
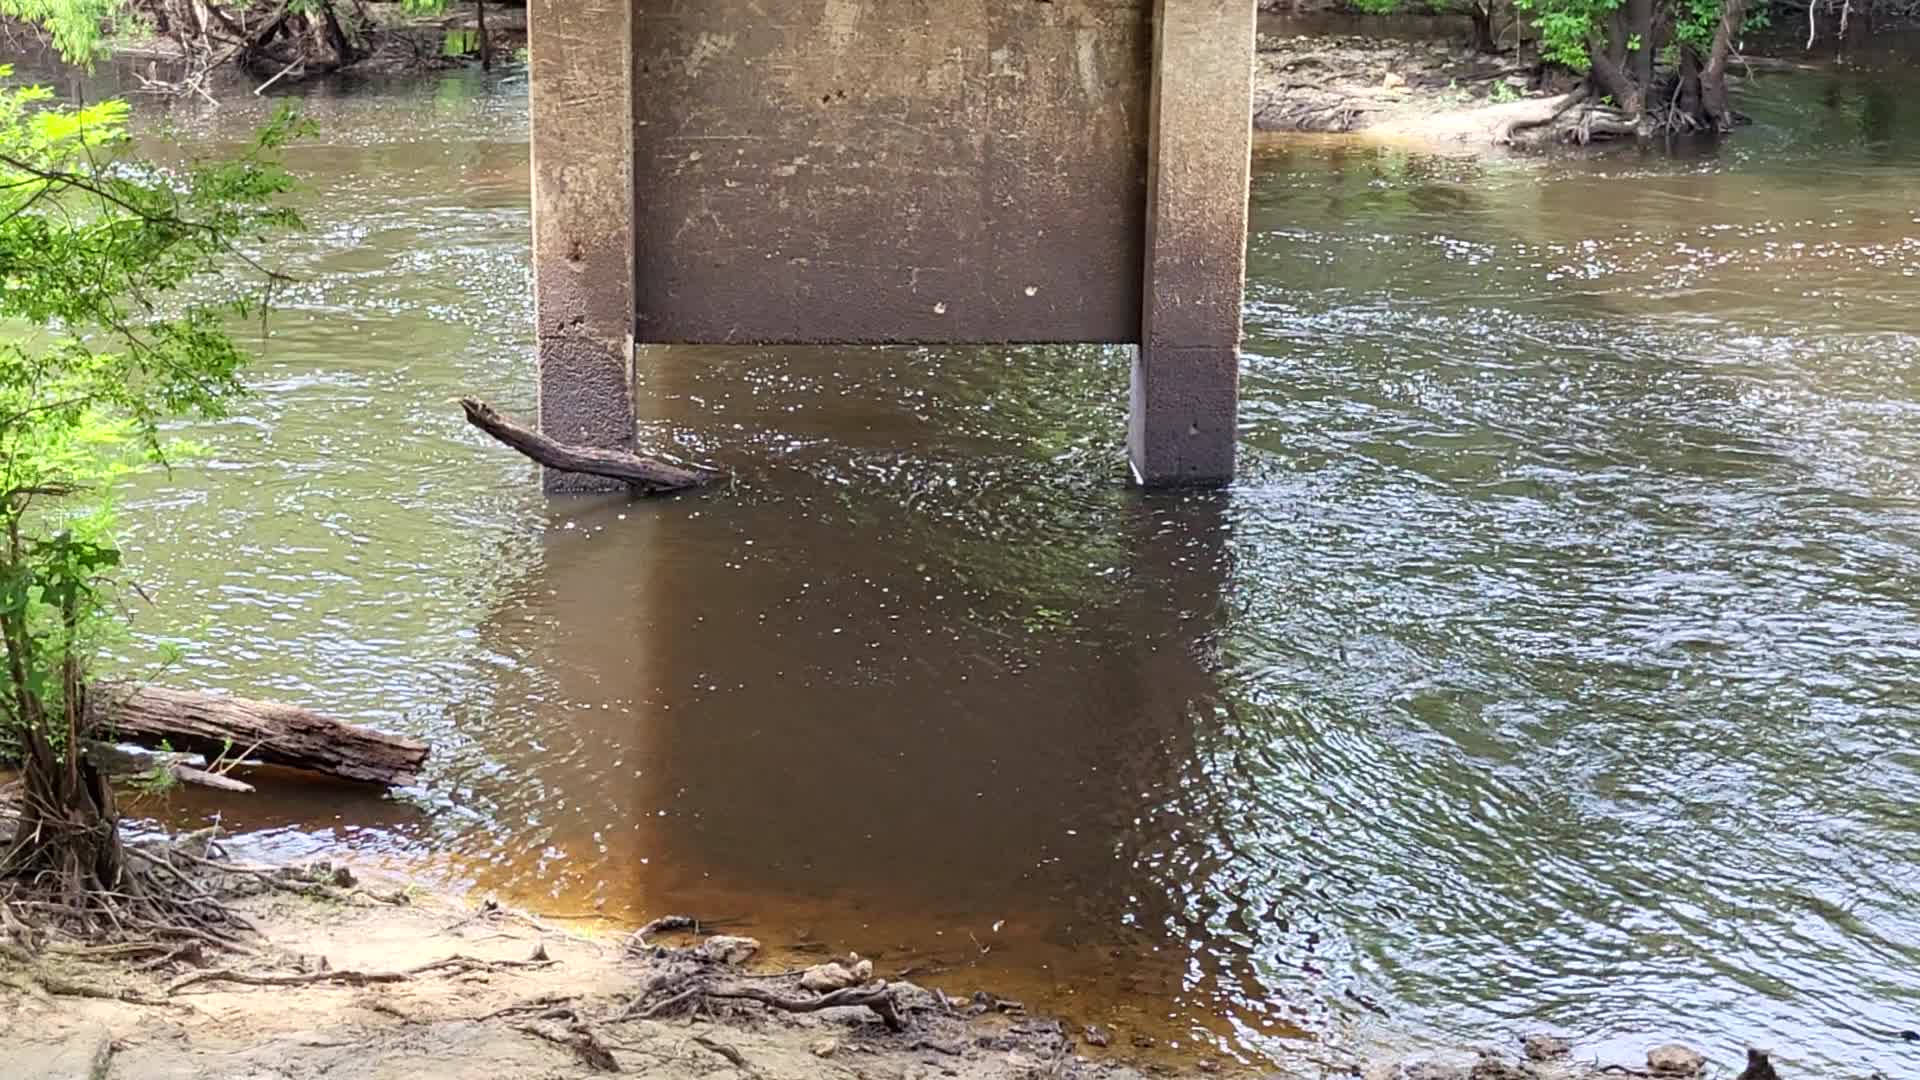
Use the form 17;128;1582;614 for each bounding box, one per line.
460;397;723;493
87;684;427;787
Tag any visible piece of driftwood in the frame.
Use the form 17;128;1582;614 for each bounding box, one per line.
88;684;428;787
460;397;722;493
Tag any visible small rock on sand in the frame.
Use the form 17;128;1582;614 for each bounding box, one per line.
1083;1025;1112;1048
801;962;858;992
1387;1062;1469;1080
1647;1044;1707;1076
696;935;761;965
1468;1054;1536;1080
1382;71;1407;89
1523;1034;1572;1061
810;1038;839;1058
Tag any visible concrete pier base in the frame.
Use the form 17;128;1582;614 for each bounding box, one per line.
528;0;635;493
1132;0;1255;487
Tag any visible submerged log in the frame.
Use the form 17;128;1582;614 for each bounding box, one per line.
88;684;428;787
460;397;723;493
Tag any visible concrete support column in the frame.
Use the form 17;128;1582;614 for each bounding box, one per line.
528;0;635;493
1132;0;1256;487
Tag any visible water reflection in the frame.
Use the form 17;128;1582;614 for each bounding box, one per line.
442;402;1245;1054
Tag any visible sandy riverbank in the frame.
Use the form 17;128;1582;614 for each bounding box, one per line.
2;864;1162;1080
0;854;1740;1080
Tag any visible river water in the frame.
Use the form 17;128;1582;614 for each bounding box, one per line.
15;47;1920;1076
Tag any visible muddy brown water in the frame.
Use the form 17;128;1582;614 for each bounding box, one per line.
9;45;1920;1077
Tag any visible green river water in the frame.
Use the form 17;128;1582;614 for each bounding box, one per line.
11;42;1920;1076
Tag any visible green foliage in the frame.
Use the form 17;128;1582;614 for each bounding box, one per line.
1354;0;1762;79
0;0;119;62
1511;0;1619;71
0;67;302;769
131;756;179;795
1673;0;1721;48
1672;0;1771;49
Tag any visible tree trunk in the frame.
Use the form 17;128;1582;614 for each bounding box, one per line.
1626;0;1656;93
88;683;429;787
1700;0;1749;131
4;685;126;895
1586;34;1644;116
1469;3;1496;54
299;2;357;71
476;0;491;71
1677;45;1704;125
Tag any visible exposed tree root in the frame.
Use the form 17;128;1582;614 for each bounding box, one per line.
1;941;171;1006
612;926;909;1033
168;952;555;994
1;808;399;980
517;1018;622;1073
1369;89;1591;146
86;1034;115;1080
625;913;702;954
693;1034;752;1072
707;982;906;1032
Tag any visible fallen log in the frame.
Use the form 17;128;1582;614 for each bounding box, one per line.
87;684;428;787
460;397;723;493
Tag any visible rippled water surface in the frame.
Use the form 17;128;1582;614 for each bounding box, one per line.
16;48;1920;1076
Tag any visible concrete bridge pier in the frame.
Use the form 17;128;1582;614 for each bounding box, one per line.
527;0;636;495
1135;1;1255;487
527;0;1254;492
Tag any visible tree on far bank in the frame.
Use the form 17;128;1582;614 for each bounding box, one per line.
1344;0;1773;133
0;0;492;92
